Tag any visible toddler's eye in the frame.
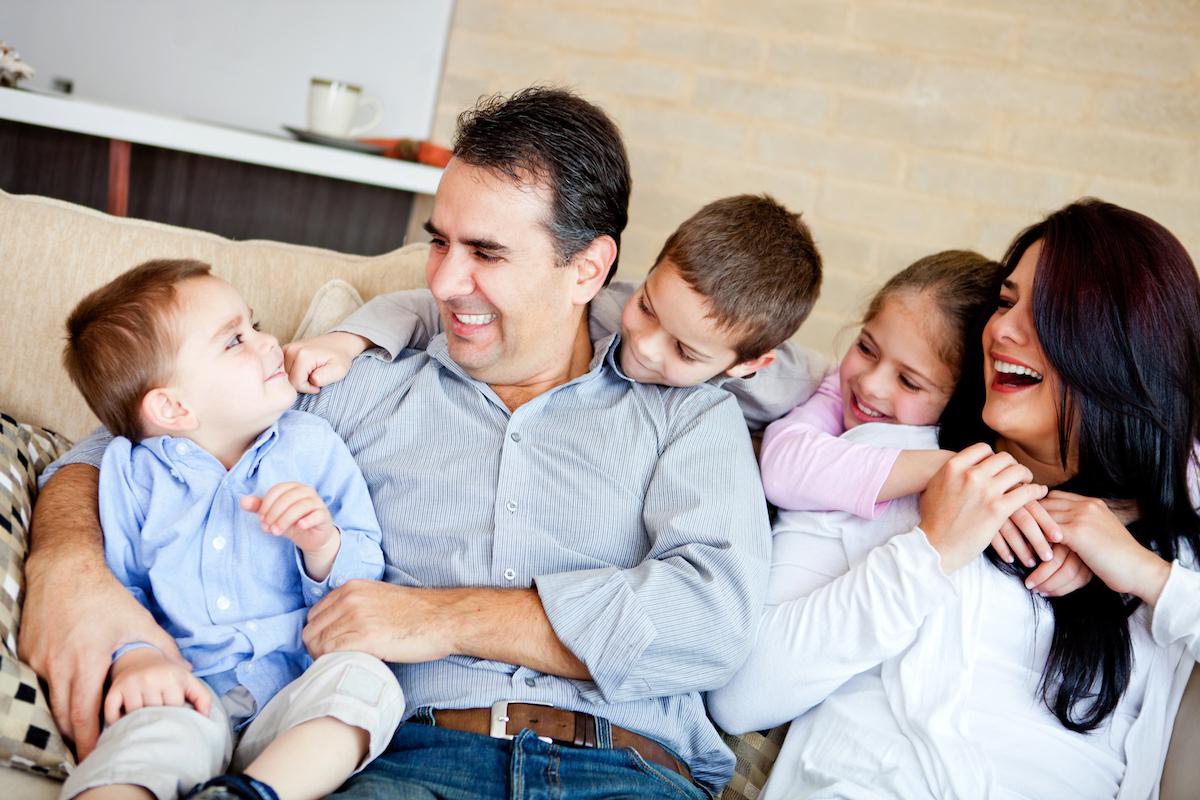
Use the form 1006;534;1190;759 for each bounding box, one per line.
252;321;262;332
676;343;696;363
226;333;245;350
637;295;655;318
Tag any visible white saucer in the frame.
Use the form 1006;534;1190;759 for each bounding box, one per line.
282;125;387;155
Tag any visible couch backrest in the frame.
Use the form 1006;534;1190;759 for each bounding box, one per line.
0;190;429;441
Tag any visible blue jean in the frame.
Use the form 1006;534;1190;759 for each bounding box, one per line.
330;712;713;800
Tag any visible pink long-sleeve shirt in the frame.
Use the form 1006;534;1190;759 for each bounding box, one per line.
759;369;902;519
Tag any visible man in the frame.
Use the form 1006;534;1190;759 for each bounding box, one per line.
24;88;770;798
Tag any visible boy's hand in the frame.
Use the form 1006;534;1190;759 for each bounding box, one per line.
104;648;210;725
240;483;339;553
282;332;370;394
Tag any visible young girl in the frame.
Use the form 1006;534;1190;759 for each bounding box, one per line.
760;250;1068;580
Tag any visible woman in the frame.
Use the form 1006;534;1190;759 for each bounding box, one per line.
709;199;1200;800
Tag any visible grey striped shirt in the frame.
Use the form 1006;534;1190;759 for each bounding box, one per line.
49;328;772;790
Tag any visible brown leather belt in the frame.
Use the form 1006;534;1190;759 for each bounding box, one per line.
425;701;692;783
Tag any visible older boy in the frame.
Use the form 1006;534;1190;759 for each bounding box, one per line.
59;260;402;800
284;193;825;428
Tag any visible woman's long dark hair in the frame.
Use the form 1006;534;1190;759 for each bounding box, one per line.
939;198;1200;732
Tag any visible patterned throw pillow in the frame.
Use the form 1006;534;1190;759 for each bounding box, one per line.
0;412;73;779
719;724;789;800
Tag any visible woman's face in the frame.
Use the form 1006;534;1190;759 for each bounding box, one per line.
981;241;1068;467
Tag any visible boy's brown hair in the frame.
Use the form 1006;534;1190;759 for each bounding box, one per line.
655;194;822;363
64;259;212;440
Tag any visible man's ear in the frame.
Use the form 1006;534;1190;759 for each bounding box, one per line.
569;235;617;306
724;349;777;379
140;387;199;434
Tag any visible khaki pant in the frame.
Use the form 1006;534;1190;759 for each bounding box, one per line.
61;651;404;800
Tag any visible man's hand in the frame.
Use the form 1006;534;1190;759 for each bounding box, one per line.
302;582;590;680
20;552;182;758
104;648;210;725
303;581;456;663
282;332;370;394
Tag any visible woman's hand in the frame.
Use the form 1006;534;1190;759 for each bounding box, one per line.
919;443;1049;574
989;500;1095;597
1040;490;1171;604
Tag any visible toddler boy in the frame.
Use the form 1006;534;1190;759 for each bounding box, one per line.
59;260;403;800
286;193;825;426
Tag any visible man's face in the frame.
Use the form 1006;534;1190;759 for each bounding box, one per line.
424;159;583;386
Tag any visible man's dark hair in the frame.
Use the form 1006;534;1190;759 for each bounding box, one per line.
453;86;631;285
655;194;822;363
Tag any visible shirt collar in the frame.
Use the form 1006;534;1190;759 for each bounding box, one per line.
142;418;283;479
424;328;628;391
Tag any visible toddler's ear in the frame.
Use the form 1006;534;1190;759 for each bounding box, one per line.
724;350;777;379
140;387;199;433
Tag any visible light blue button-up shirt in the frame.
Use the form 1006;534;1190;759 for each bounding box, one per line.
51;328;770;789
97;410;384;714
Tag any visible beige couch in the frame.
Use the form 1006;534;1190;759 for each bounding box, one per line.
1;189;1197;797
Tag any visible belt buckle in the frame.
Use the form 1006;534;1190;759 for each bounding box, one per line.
490;699;553;742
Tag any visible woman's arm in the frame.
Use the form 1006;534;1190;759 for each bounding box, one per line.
708;526;957;733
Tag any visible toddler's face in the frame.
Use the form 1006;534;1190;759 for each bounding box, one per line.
839;291;955;430
618;258;748;387
168;276;297;438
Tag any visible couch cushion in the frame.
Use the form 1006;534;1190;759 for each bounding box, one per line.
0;412;73;780
0;190;429;441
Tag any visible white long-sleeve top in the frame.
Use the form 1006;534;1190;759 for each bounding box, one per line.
708;422;1200;800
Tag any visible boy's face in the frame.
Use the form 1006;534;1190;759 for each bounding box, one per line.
167;276;296;440
618;258;750;387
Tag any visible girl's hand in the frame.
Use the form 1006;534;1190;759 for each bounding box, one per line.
1023;544;1093;596
990;499;1061;568
919;443;1049;574
1040;490;1171;604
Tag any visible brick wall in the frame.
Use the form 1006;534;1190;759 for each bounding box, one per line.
430;0;1200;356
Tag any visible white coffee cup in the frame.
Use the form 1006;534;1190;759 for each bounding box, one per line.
307;78;382;139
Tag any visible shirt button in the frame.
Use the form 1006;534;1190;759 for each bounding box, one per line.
524;677;536;687
510;432;521;443
174;442;188;455
216;595;231;610
503;568;516;581
212;537;226;551
505;500;518;513
310;586;324;597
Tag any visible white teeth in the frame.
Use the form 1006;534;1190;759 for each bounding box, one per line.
994;359;1044;380
855;397;883;418
455;313;496;325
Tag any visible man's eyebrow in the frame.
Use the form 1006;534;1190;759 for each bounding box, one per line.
643;283;713;361
422;220;509;254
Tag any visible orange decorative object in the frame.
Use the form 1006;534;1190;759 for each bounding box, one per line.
359;138;452;167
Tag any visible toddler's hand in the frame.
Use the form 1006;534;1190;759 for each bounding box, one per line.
282;332;369;394
105;648;210;725
241;483;339;553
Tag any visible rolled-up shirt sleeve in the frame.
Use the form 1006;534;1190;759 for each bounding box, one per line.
38;426;114;487
534;391;772;704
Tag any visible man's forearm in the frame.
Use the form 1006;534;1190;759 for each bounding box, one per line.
26;464;105;575
447;588;590;680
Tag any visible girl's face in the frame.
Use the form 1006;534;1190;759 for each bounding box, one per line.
981;241;1067;466
839;291;956;430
